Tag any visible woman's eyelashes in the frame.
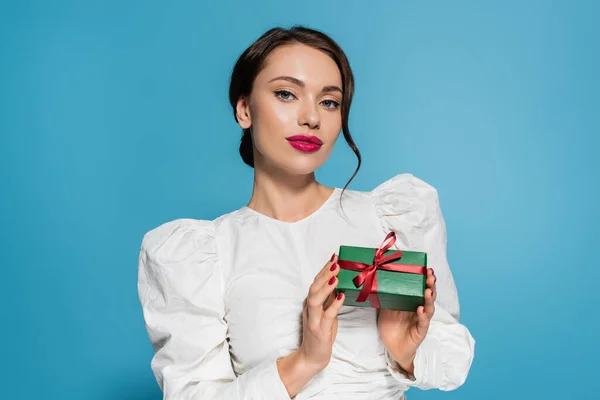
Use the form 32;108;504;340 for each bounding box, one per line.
273;90;340;110
274;89;296;101
321;99;340;110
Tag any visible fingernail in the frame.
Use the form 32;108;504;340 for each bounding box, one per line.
328;276;336;285
330;253;336;262
330;262;337;271
337;292;343;300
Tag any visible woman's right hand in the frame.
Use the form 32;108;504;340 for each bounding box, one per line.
297;253;344;371
277;254;344;397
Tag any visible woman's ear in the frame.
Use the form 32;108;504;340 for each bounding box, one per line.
236;96;252;129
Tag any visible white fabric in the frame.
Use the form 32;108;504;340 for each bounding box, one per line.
138;173;475;399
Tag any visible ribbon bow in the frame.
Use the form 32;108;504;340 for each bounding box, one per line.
338;232;426;308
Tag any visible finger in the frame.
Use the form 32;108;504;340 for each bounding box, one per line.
307;255;337;303
425;287;435;318
314;273;340;306
416;305;431;336
314;253;338;282
426;268;436;302
321;291;344;332
322;290;336;310
312;257;340;294
308;274;339;324
426;268;435;288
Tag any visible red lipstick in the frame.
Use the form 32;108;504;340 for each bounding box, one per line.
286;135;323;153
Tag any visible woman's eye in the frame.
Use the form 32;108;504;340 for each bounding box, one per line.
321;99;340;110
274;90;295;101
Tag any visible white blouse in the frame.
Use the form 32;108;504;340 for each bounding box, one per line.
137;173;475;399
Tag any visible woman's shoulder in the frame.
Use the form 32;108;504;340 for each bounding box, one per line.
139;219;215;263
361;173;443;233
369;173;440;205
139;210;241;259
343;173;439;208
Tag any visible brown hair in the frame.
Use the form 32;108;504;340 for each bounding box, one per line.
228;25;361;194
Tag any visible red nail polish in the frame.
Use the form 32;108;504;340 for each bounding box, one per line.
330;253;336;262
337;292;343;300
328;276;336;285
330;262;337;271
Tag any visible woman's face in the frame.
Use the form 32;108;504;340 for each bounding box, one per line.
236;43;343;175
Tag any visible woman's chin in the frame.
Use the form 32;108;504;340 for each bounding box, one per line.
256;150;327;176
275;158;325;176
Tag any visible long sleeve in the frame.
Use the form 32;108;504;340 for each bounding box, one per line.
137;219;290;399
372;174;476;391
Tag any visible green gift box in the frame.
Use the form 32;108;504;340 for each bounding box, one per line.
336;232;427;312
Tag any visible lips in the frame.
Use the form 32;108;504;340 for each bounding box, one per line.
286;135;323;153
286;135;323;145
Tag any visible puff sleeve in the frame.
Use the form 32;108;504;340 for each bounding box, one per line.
371;174;475;391
137;219;290;399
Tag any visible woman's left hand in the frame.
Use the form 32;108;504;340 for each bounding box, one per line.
377;268;436;373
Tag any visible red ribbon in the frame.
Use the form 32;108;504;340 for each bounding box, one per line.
337;232;427;308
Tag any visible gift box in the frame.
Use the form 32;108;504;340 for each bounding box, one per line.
336;232;427;311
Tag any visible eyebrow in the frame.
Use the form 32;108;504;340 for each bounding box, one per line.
268;75;343;95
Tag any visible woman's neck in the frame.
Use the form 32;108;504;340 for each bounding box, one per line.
247;168;334;223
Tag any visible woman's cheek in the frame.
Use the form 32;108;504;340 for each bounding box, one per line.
272;102;299;128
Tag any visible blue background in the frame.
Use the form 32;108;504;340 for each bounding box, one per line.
1;1;598;399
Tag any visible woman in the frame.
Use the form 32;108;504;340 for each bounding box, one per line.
138;26;475;399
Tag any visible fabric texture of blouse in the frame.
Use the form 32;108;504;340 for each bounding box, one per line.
137;173;476;399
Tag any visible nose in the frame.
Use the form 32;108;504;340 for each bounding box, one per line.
298;100;320;130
